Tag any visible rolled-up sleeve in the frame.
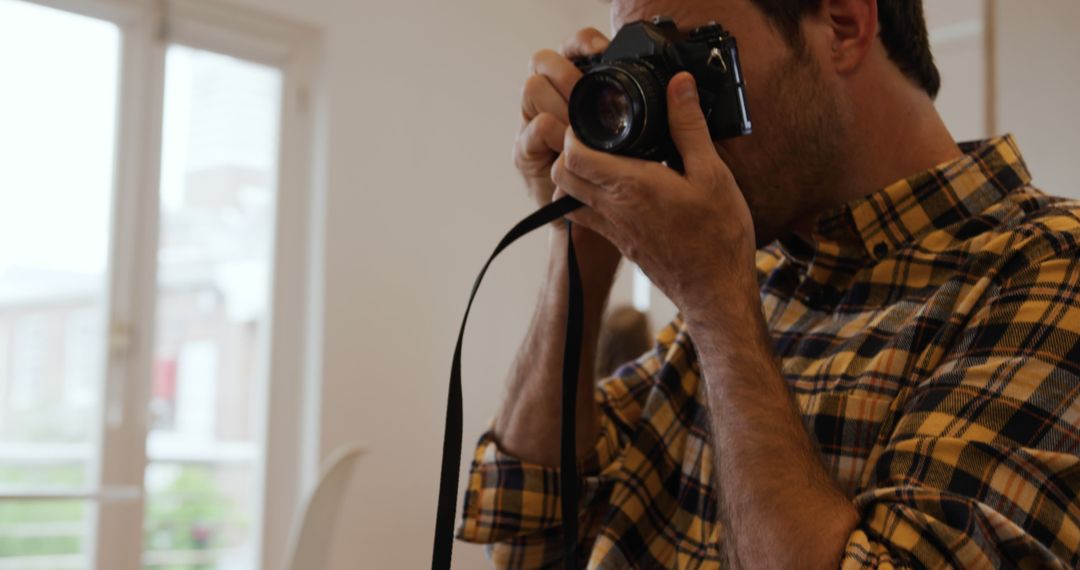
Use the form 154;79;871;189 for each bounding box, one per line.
842;255;1080;568
455;396;628;569
456;321;672;567
457;409;624;542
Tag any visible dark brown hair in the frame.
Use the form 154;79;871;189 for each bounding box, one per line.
751;0;941;98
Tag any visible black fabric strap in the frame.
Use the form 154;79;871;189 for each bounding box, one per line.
560;218;584;568
432;195;586;570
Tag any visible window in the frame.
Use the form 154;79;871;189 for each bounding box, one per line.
0;2;119;566
144;46;282;569
0;1;319;568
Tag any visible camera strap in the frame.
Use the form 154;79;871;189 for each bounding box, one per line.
432;194;587;570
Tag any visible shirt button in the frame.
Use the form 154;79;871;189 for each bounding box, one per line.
873;243;888;258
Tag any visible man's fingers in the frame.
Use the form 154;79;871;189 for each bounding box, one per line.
522;73;569;124
528;49;581;101
523;29;610;124
562;129;643;188
551;152;606;209
666;73;721;179
516;113;566;168
560;28;610;60
552;189;617;243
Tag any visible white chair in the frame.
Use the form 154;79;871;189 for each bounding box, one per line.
283;444;367;570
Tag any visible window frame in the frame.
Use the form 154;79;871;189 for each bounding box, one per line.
0;0;323;568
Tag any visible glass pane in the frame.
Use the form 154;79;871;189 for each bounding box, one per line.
0;0;118;567
0;500;88;569
143;463;255;570
145;45;281;570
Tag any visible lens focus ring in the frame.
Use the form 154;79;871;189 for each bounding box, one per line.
570;60;667;157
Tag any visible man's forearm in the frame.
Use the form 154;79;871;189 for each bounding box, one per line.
493;229;619;467
686;297;858;570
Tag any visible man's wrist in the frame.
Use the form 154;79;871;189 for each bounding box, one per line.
681;273;762;336
548;227;620;285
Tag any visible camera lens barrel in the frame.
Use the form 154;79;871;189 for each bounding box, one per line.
569;60;669;160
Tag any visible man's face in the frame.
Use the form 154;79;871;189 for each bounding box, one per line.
611;0;850;246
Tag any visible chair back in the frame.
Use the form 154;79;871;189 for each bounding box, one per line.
283;444;367;570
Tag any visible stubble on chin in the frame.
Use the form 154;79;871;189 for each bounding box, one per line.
722;50;848;250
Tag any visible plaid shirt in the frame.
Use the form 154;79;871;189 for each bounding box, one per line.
458;136;1080;569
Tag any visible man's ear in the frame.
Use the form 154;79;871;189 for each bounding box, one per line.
821;0;878;74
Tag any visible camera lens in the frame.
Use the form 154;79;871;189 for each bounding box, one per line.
594;84;632;138
569;61;666;157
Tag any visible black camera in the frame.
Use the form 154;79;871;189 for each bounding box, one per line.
570;17;752;169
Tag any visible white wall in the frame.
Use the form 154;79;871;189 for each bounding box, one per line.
925;0;990;142
208;0;611;567
994;0;1080;199
925;0;1080;199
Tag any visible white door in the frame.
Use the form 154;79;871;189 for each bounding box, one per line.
0;1;318;568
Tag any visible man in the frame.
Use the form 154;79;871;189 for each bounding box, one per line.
458;0;1080;567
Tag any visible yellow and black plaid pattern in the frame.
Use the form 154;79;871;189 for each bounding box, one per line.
457;136;1080;569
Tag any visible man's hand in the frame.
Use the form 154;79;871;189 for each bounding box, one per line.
551;72;758;317
516;28;620;273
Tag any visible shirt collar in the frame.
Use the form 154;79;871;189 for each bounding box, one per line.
782;135;1032;269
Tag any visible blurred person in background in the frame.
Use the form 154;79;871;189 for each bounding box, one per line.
594;305;653;379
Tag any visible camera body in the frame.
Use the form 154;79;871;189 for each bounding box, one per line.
570;17;752;169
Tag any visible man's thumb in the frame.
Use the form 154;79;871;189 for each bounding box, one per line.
667;73;715;172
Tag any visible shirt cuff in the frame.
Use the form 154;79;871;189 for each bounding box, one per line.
456;414;625;544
